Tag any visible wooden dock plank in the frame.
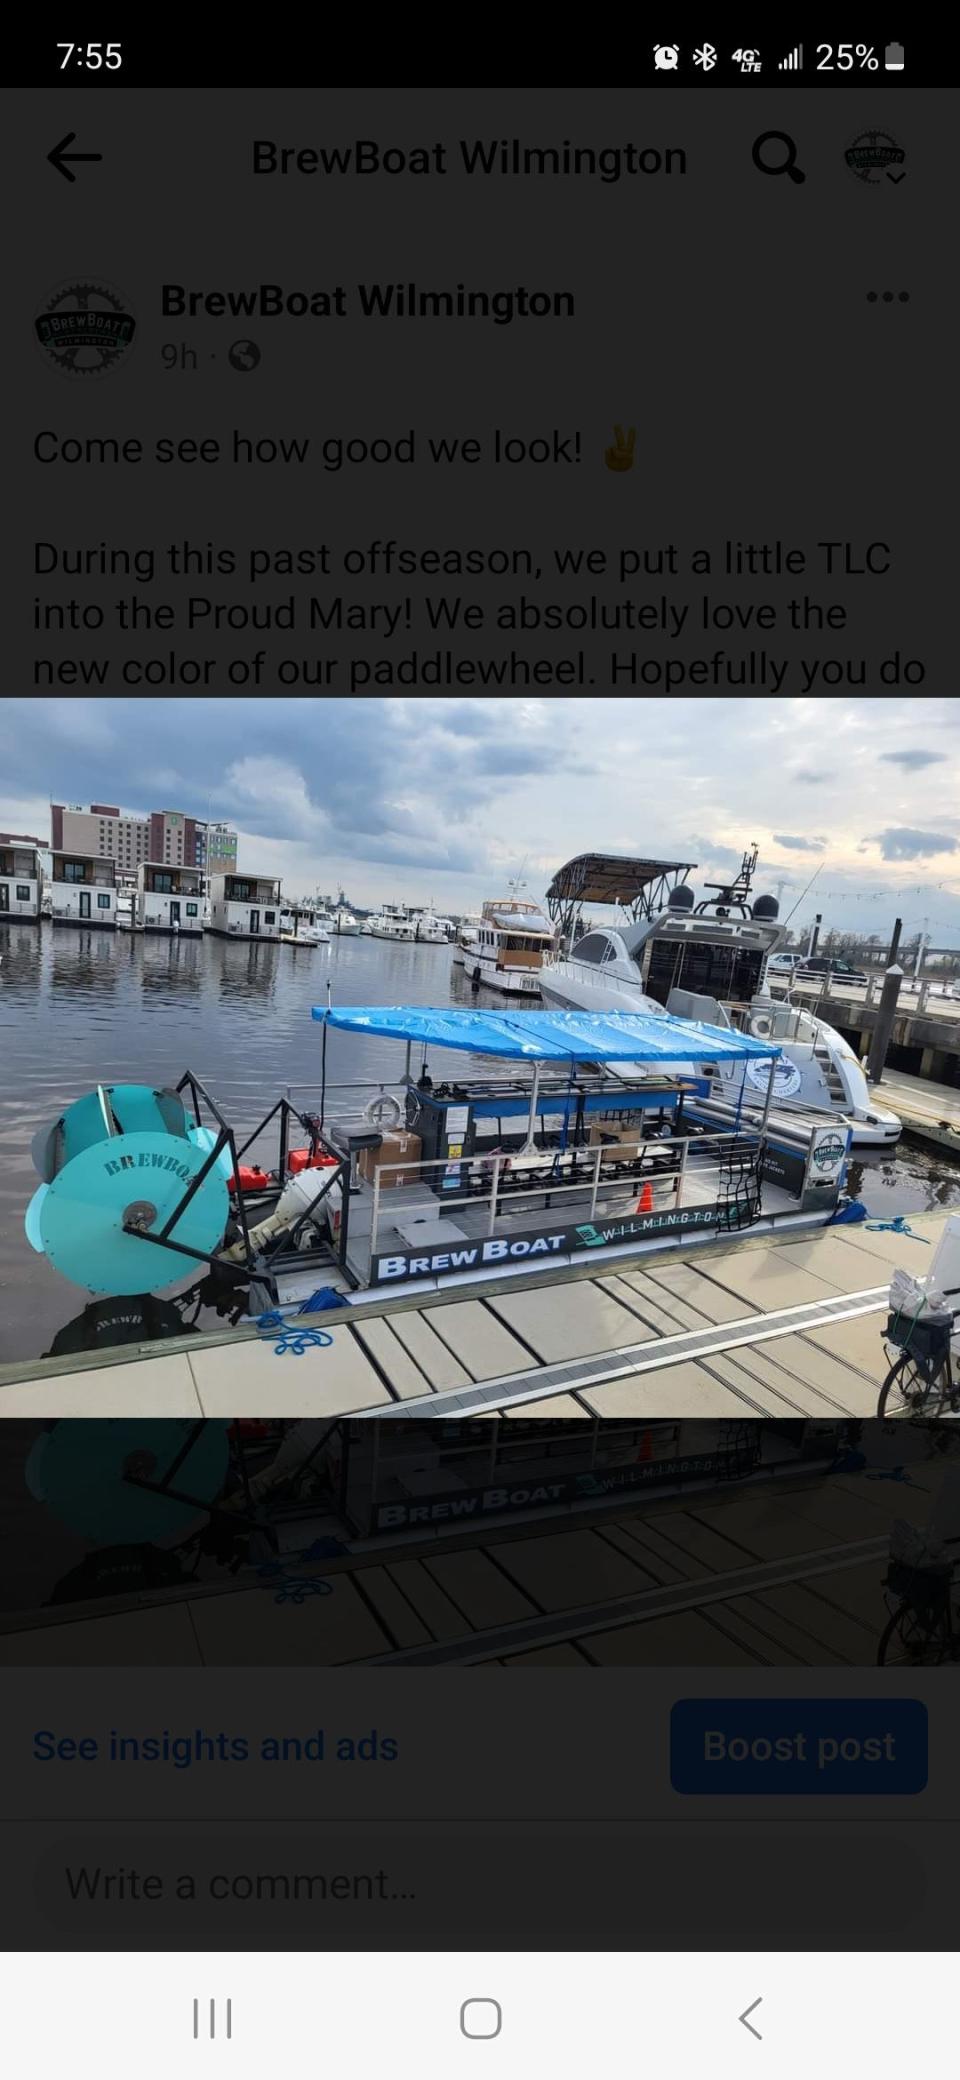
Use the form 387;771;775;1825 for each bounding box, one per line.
348;1564;433;1648
487;1526;656;1611
423;1548;540;1630
598;1272;712;1335
503;1395;587;1418
0;1353;202;1417
351;1317;435;1399
633;1260;753;1323
388;1312;473;1389
383;1559;475;1640
419;1298;533;1380
684;1247;851;1312
188;1573;392;1664
578;1359;766;1418
700;1344;858;1417
0;1604;201;1664
581;1609;762;1666
486;1280;653;1363
187;1327;392;1416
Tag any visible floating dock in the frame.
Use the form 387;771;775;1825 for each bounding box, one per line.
1;1208;949;1420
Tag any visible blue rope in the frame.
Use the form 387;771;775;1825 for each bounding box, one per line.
254;1307;335;1356
864;1215;930;1242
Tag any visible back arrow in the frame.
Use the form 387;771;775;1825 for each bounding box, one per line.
48;133;103;184
739;1999;763;2041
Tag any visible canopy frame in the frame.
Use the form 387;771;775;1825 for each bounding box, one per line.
545;853;697;937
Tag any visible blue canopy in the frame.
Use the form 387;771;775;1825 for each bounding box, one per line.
313;1004;780;1065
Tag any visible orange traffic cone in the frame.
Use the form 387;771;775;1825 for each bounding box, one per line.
635;1181;654;1214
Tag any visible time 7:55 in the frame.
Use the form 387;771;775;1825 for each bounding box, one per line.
58;43;123;68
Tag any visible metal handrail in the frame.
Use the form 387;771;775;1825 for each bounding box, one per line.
366;1126;757;1257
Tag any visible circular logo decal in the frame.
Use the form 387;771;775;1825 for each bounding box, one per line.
35;277;136;378
844;129;905;184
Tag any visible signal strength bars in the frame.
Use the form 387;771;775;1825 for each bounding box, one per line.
778;44;803;69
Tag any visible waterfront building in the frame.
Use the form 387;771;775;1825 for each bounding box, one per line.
136;862;205;935
0;836;43;922
48;851;117;928
206;871;282;940
51;804;238;876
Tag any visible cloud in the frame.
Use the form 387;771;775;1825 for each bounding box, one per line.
868;828;960;861
794;769;829;783
879;750;947;771
771;833;826;853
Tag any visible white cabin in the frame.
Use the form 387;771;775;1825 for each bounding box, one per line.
136;862;205;935
207;872;282;941
0;841;42;922
49;851;117;928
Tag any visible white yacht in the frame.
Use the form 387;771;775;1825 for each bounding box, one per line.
330;907;360;935
409;908;449;944
366;903;416;941
451;913;482;966
467;896;555;995
280;907;330;946
539;850;901;1148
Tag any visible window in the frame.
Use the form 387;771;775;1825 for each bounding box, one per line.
186;902;198;917
97;893;111;910
63;862;85;883
16;885;30;901
152;872;173;893
264;910;276;925
573;932;613;965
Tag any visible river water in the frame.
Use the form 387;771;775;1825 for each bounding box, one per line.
1;921;958;1363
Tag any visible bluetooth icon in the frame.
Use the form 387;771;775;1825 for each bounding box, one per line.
693;43;718;69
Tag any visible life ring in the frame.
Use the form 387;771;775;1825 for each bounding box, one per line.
363;1092;403;1130
750;1012;774;1039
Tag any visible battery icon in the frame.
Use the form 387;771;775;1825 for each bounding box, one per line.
884;41;904;69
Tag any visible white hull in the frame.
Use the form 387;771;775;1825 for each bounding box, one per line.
541;962;901;1150
473;954;542;995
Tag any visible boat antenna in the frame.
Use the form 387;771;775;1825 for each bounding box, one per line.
783;859;825;925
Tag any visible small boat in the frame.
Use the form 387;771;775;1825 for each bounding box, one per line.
331;907;360;935
22;1007;855;1313
280;907;330;946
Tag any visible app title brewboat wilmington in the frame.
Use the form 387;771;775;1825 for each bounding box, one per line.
22;1006;853;1317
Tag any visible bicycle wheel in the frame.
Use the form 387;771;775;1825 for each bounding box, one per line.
877;1351;942;1421
877;1600;951;1667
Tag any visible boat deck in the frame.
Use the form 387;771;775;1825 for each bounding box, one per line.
0;1451;947;1666
0;1208;949;1420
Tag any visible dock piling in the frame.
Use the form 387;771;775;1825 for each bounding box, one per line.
866;963;903;1086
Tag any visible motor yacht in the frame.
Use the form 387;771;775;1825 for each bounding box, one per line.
458;896;555;995
409;908;449;944
539;850;901;1148
366;904;417;941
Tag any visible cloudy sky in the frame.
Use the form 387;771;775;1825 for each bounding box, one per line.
3;693;959;942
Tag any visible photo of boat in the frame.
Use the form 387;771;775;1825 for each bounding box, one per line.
366;903;417;940
465;894;555;994
279;907;331;946
539;851;901;1149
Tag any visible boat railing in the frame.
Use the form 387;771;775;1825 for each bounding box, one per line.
366;1126;764;1262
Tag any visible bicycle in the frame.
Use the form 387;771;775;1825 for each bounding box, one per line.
876;1543;960;1666
876;1307;959;1421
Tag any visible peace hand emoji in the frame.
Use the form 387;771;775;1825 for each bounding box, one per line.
604;425;636;473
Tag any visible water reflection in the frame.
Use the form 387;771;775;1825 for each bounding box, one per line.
49;929;120;996
217;939;281;999
140;935;204;996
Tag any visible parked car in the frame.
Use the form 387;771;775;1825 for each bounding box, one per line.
795;955;869;986
766;952;803;976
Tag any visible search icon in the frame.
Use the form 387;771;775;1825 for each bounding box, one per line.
752;131;806;183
